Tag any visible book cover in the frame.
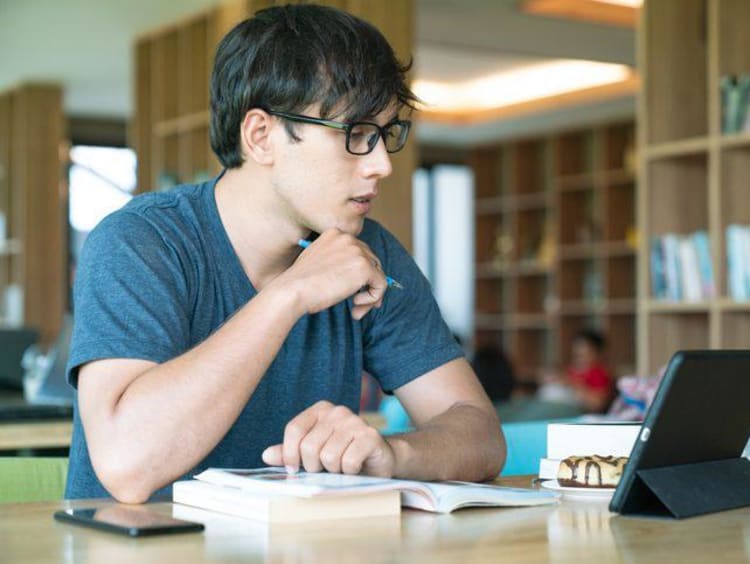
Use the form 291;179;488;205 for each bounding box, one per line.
726;225;747;301
173;467;558;522
662;234;682;301
678;237;702;302
650;236;667;299
691;230;715;298
173;480;401;524
547;422;640;460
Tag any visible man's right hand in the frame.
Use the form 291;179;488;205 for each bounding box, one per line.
273;228;388;320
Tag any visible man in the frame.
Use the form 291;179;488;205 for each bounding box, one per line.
66;4;505;503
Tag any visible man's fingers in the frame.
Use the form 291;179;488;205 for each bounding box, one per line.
281;401;330;472
261;444;284;466
319;429;355;474
298;421;336;473
340;426;385;475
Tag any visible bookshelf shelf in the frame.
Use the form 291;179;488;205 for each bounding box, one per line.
717;299;750;312
719;131;750;149
558;172;598;191
600;241;636;257
604;168;636;185
475;313;508;329
646;301;713;314
559;244;597;260
475;192;549;214
504;314;554;330
559;299;636;316
475;261;551;278
645;137;710;160
475;199;507;215
472;120;636;379
510;192;550;211
606;299;637;314
639;0;750;373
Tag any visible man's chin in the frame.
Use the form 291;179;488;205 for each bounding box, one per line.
331;218;365;236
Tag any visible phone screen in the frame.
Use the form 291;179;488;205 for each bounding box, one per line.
54;506;204;537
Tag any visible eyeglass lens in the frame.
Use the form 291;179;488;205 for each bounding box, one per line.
347;122;408;155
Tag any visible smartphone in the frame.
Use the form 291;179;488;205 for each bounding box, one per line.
54;506;204;537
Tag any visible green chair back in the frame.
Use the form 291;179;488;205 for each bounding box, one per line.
0;457;68;503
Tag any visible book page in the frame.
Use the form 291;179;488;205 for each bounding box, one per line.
407;481;559;513
196;467;405;498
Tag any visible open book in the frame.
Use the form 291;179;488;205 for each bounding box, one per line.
172;467;558;523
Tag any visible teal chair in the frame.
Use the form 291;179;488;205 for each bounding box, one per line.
500;421;550;476
0;457;68;503
501;418;580;476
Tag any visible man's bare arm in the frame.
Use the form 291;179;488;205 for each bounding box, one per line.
79;230;386;503
388;358;506;482
262;358;506;482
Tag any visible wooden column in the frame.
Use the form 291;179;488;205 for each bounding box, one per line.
0;83;66;345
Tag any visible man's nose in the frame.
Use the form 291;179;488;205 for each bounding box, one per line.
360;137;393;179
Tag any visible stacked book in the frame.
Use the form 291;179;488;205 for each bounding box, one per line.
539;421;641;481
650;230;714;302
173;467;558;523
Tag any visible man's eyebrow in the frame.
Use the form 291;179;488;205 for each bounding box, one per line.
383;112;400;124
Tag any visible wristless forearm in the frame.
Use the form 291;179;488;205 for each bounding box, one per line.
385;404;505;482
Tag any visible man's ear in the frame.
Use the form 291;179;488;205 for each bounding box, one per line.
240;109;275;165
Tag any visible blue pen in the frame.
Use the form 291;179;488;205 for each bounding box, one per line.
297;239;404;290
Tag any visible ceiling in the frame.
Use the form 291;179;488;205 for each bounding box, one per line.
0;0;636;146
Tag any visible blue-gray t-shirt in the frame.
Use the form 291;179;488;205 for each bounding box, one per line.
65;175;463;499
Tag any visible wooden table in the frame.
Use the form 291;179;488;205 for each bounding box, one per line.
0;390;73;451
0;420;72;450
2;475;750;563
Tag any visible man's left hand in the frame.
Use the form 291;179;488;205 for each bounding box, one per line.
261;400;396;476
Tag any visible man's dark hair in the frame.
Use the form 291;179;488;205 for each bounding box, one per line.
210;3;419;168
575;328;607;353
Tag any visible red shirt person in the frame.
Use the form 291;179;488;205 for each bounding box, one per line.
566;330;615;413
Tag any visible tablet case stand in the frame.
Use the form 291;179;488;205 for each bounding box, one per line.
634;457;750;519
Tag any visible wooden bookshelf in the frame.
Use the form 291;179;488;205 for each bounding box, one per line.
471;120;637;380
638;0;750;374
0;84;66;345
133;0;416;249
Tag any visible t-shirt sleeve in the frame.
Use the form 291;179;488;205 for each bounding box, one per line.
361;225;464;393
67;210;192;388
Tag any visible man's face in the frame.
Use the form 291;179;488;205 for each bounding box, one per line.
268;105;397;236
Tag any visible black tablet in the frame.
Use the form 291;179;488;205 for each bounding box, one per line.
609;350;750;518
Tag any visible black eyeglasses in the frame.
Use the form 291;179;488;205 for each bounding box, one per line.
267;110;411;156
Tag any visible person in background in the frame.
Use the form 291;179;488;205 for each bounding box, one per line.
471;344;516;404
473;344;584;422
566;329;615;413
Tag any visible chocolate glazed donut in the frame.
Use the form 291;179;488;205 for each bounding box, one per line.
557;455;627;488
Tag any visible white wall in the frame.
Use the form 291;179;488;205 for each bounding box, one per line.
413;165;474;345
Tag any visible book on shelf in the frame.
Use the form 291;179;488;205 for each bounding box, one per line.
650;230;715;302
721;73;750;134
172;467;558;523
726;224;750;301
546;421;640;461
